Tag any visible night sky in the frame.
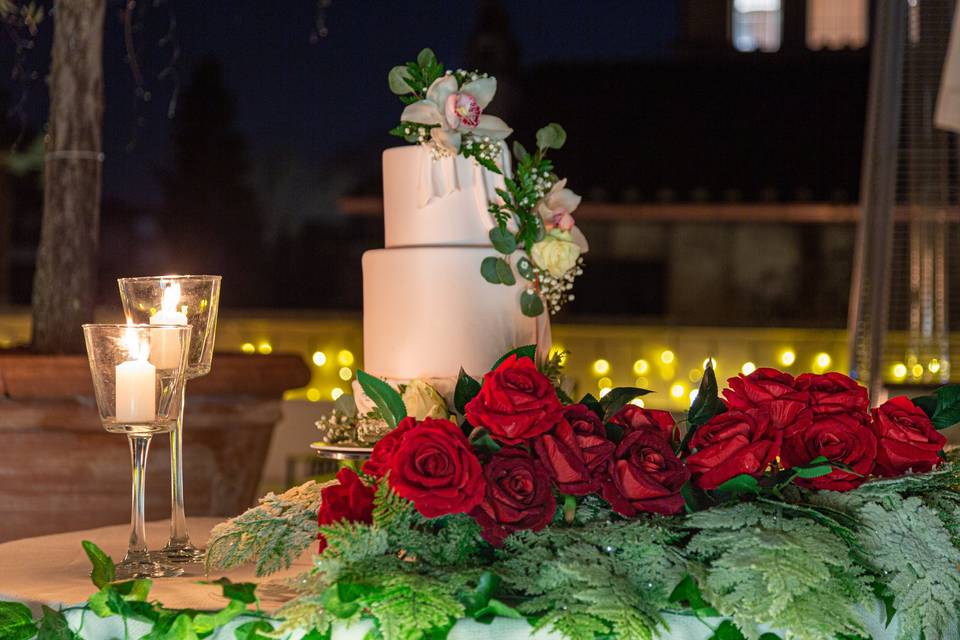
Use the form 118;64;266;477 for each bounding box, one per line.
2;0;680;208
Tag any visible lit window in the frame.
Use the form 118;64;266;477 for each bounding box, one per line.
806;0;868;50
732;0;782;52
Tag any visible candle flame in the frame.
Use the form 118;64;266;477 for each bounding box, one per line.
161;282;182;315
122;324;150;362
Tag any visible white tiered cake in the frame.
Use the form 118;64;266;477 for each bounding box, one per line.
361;145;538;385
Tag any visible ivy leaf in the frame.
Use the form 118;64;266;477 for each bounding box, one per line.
36;605;75;640
388;66;413;95
931;384;960;429
480;257;502;284
491;345;536;370
535;123;567;151
489;227;517;255
599;387;652;423
511;141;530;162
193;600;248;635
112;578;152;602
416;48;436;69
357;370;407;430
494;259;516;286
0;601;36;640
520;291;545;317
714;474;760;497
234;620;274;640
516;257;536;281
81;540;115;588
454;368;482;414
203;577;258;605
165;614;200;640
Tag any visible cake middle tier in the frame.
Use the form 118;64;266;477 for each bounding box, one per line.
362;246;538;381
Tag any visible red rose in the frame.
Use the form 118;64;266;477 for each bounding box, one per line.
533;420;599;495
387;417;485;517
471;447;556;546
723;368;809;430
562;404;616;474
601;430;689;516
317;468;375;553
686;408;781;490
362;416;418;478
781;410;877;491
465;354;564;444
871;396;945;476
795;372;869;416
609;405;677;442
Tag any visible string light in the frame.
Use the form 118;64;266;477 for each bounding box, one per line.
633;359;649;375
892;363;907;380
629;398;645;407
257;341;272;355
593;359;611;375
241;342;255;354
928;359;941;374
741;361;756;375
306;388;321;402
635;376;649;388
660;350;675;364
338;367;353;381
688;368;702;382
912;363;924;378
337;350;355;366
814;352;831;370
670;383;685;399
312;351;327;366
331;387;344;400
779;350;796;366
597;376;613;389
599;386;612;397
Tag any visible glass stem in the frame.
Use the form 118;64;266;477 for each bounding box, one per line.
168;383;190;547
127;434;152;561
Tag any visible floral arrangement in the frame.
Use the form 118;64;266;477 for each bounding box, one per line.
204;347;960;640
389;48;587;317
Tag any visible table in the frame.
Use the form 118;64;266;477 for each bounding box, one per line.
0;519;905;640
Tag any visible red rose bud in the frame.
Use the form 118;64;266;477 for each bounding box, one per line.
471;447;556;546
601;429;689;516
686;408;781;490
317;468;375;553
562;404;616;474
362;416;419;478
871;396;946;476
609;404;677;443
795;372;869;416
723;368;809;430
781;410;877;491
387;417;485;518
533;420;601;495
464;354;564;444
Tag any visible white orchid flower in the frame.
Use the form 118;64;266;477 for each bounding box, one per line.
401;75;513;153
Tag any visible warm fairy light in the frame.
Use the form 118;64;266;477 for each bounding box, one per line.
779;350;796;366
331;387;344;400
814;352;831;370
660;350;675;364
633;359;649;375
928;359;941;374
337;350;355;366
670;383;685;399
597;376;612;389
892;363;907;380
592;359;611;375
629;398;645;407
689;389;699;403
741;361;757;375
702;357;717;370
241;342;255;354
257;341;272;355
306;388;321;402
688;368;702;382
338;367;353;381
599;386;612;397
912;363;924;378
635;376;649;388
312;351;327;367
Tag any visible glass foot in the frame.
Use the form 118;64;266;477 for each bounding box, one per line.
155;541;206;563
115;559;183;579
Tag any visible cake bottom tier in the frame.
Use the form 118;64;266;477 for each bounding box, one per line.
362;246;538;380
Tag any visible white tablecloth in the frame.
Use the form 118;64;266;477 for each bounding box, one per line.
0;518;910;640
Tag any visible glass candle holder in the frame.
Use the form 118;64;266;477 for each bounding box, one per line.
118;275;222;563
83;323;192;579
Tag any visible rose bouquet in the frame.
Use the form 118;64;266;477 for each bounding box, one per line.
206;346;960;640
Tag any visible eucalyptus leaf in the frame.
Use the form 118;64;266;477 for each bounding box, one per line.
454;368;482;414
480;257;501;284
388;66;413;95
489;227;517;255
512;141;530;162
516;257;536;280
357;370;407;430
535;123;566;151
599;387;652;423
416;48;436;69
81;540;115;588
494;259;515;285
335;392;359;419
520;291;545;317
0;601;36;640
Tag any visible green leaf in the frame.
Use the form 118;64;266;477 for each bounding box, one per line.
388;66;413;95
234;620;274;640
203;577;258;605
322;586;362;619
599;387;652;423
112;578;152;602
480;256;502;284
473;599;523;623
36;605;74;640
468;427;502;454
708;620;747;640
454;368;482;414
193;599;248;634
578;393;603;417
81;540;115;588
516;257;536;280
0;601;36;640
512;141;530;162
872;580;897;627
520;291;545;317
535;123;567;151
714;474;760;497
489;227;517;255
912;394;937;419
459;571;499;616
668;574;720;618
416;48;436;69
356;370;407;430
87;587;112;618
494;259;515;286
681;364;726;453
932;384;960;429
491;345;536;370
163;614;200;640
794;458;834;479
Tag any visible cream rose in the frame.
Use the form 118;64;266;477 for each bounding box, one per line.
531;231;582;278
402;379;450;420
536;178;581;231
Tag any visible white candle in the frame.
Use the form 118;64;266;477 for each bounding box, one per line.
150;283;189;369
116;337;156;423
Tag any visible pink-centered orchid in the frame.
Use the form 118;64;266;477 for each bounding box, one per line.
401;75;512;153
